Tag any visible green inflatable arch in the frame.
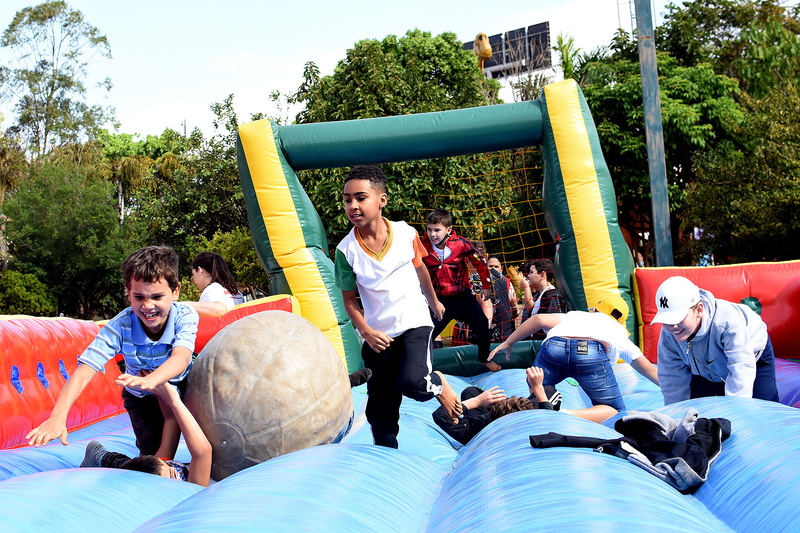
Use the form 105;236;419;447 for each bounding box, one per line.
237;79;635;372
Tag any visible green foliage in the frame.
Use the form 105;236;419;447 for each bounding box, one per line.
657;0;800;91
0;134;27;205
295;30;501;123
2;158;141;318
738;20;800;97
684;81;800;262
579;39;742;256
0;269;56;315
1;1;115;156
553;34;581;81
133;96;248;260
281;30;542;256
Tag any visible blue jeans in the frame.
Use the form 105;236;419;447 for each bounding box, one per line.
535;337;626;411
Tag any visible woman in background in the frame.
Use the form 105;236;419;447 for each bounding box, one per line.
183;252;243;315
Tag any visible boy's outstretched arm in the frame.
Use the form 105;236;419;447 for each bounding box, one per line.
182;300;228;316
341;289;393;352
462;386;506;410
151;379;212;487
415;264;445;320
489;314;562;361
631;356;660;385
115;346;192;392
526;366;548;403
26;363;97;447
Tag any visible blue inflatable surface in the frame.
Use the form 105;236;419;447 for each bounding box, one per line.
1;366;798;532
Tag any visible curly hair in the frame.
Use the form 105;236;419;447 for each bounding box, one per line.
344;165;387;193
488;396;534;421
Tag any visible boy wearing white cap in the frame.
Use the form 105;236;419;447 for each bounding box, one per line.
651;276;779;404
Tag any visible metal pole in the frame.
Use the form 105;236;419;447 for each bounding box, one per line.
635;0;674;266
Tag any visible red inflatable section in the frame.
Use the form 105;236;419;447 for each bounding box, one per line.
633;261;800;364
0;295;299;450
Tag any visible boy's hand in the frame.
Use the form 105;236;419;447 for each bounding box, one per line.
481;288;491;300
26;418;69;447
476;386;506;408
144;371;180;401
526;366;544;393
431;300;445;322
363;328;393;353
488;342;512;362
115;372;158;393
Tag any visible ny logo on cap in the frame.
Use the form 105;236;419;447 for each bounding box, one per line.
659;296;669;309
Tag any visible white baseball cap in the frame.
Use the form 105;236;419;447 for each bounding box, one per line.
650;276;701;325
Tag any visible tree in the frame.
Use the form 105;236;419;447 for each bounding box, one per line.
0;269;56;315
132;96;249;260
295;29;501;123
684;80;800;262
97;131;157;224
278;31;542;257
0;134;27;205
3;156;141;318
1;1;114;156
657;0;800;94
553;33;582;81
572;30;742;265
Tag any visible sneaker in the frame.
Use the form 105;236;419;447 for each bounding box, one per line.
80;440;107;468
348;368;372;388
544;385;562;411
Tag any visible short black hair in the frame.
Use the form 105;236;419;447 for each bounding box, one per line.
426;208;452;227
526;258;555;282
344;165;387;194
121;455;163;476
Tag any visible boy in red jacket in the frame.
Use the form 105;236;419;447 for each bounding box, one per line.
421;209;499;371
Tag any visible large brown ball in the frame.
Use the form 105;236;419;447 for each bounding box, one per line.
184;311;353;481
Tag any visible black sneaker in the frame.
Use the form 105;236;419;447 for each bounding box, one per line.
80;440;107;468
544;385;562;411
348;368;372;388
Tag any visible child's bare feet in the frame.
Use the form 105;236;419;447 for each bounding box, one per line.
434;371;462;424
482;360;502;372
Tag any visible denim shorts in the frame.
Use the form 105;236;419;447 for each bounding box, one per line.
536;336;626;411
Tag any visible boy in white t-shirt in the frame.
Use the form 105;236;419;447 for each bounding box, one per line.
334;165;462;448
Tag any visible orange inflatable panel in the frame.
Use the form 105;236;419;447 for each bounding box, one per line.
0;295;300;450
633;261;800;363
0;317;123;450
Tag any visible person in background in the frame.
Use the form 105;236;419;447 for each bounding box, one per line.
651;276;779;404
519;259;569;340
421;208;498;372
486;256;518;342
183;252;244;315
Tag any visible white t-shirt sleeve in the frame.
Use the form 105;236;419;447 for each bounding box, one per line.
199;282;235;311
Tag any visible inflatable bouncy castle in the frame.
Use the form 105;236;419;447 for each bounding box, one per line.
2;80;800;532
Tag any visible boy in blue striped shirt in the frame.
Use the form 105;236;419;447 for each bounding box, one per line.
27;246;199;458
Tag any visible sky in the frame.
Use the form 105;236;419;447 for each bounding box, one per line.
0;0;672;139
